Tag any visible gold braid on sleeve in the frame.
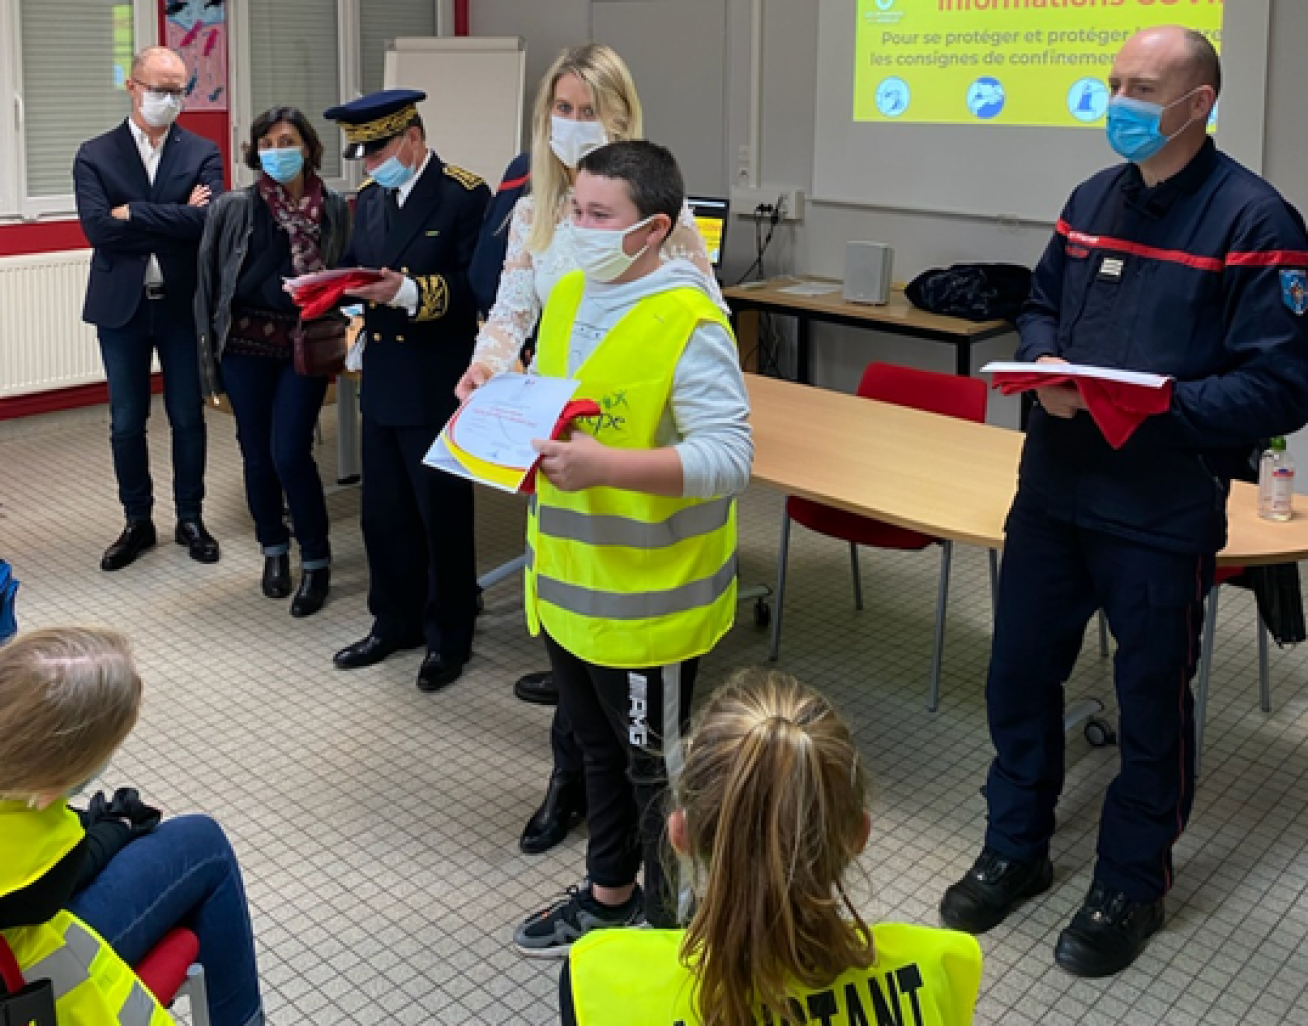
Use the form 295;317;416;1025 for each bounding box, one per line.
414;275;449;321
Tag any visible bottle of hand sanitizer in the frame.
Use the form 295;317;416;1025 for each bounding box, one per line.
1257;437;1295;522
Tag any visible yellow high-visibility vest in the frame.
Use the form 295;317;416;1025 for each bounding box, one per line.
568;925;983;1026
525;271;738;669
1;799;173;1026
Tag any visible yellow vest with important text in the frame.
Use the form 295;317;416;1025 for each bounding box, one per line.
0;800;173;1026
568;925;983;1026
525;271;738;668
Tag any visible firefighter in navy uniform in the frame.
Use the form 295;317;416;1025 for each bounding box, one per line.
324;90;491;692
939;28;1308;977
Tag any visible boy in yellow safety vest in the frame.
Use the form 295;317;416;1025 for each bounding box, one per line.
513;140;753;957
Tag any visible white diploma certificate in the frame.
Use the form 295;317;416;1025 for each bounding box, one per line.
424;373;581;493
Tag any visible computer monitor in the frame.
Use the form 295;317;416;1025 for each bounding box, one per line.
687;196;730;270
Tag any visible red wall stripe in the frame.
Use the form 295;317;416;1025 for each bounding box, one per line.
0;375;163;422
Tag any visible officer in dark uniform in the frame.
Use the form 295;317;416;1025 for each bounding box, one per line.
939;28;1308;977
324;90;491;692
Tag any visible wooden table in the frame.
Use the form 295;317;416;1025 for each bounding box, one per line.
747;373;1308;567
725;277;1013;384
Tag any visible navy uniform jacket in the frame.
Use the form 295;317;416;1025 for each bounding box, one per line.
1016;139;1308;554
74;121;224;329
349;154;491;427
469;151;530;317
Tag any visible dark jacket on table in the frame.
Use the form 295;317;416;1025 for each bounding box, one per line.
194;184;353;398
346;154;490;428
74;120;224;329
1016;139;1308;554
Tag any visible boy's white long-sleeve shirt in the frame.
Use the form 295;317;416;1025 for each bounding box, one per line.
532;259;753;499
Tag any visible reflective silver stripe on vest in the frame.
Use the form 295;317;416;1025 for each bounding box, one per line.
25;920;99;998
119;981;157;1026
537;497;732;550
537;554;736;620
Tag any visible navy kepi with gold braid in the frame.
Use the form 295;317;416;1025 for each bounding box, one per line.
324;89;427;159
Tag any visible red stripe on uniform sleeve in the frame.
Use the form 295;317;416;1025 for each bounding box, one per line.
499;173;530;192
1226;250;1308;268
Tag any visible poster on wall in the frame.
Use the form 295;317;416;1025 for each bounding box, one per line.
162;0;228;111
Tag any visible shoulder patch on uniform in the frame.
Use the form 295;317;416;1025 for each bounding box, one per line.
444;164;484;191
1282;270;1307;316
358;176;378;192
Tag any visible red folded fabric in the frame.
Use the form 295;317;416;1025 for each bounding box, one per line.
993;372;1174;449
290;270;383;320
520;397;603;494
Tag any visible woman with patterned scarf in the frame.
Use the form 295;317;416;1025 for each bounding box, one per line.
196;107;352;617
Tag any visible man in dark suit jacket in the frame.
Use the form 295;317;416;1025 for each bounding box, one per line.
325;90;491;692
74;46;224;572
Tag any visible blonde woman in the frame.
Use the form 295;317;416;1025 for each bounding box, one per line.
456;43;725;400
455;44;727;858
563;670;983;1026
0;629;263;1026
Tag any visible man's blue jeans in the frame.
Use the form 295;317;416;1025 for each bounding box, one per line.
97;298;207;522
67;815;264;1026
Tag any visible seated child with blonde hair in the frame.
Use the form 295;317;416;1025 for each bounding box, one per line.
0;628;264;1026
562;669;983;1025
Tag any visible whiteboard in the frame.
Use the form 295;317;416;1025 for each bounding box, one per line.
383;36;526;188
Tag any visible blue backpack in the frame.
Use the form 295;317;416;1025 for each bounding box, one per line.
0;560;18;643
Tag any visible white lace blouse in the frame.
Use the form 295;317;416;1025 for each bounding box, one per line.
471;190;727;374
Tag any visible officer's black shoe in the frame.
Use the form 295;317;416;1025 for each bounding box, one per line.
175;518;220;563
416;650;471;693
514;670;559;706
334;634;422;670
101;520;156;571
520;771;587;855
290;568;330;618
939;847;1054;935
262;554;292;598
1054;882;1164;978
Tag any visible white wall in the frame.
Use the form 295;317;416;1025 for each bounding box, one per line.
468;0;1307;435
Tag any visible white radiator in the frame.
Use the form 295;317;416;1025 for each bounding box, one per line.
0;250;101;399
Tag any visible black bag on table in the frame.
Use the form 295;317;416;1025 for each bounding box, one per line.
906;263;1032;323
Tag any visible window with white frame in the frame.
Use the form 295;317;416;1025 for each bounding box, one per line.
0;1;442;219
0;0;155;220
361;0;437;95
246;0;345;181
233;0;441;189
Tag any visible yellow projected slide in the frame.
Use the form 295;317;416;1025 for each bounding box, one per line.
854;0;1223;128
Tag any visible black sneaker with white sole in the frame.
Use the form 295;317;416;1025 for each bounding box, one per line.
513;882;643;958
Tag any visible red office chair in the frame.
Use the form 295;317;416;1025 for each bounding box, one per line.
135;928;211;1026
769;362;994;710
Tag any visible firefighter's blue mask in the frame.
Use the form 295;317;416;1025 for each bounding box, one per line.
1106;90;1201;163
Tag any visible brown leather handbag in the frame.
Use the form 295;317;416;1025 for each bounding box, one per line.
291;315;349;378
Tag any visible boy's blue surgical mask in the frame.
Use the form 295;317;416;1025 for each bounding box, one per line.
259;147;305;185
1106;89;1201;163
